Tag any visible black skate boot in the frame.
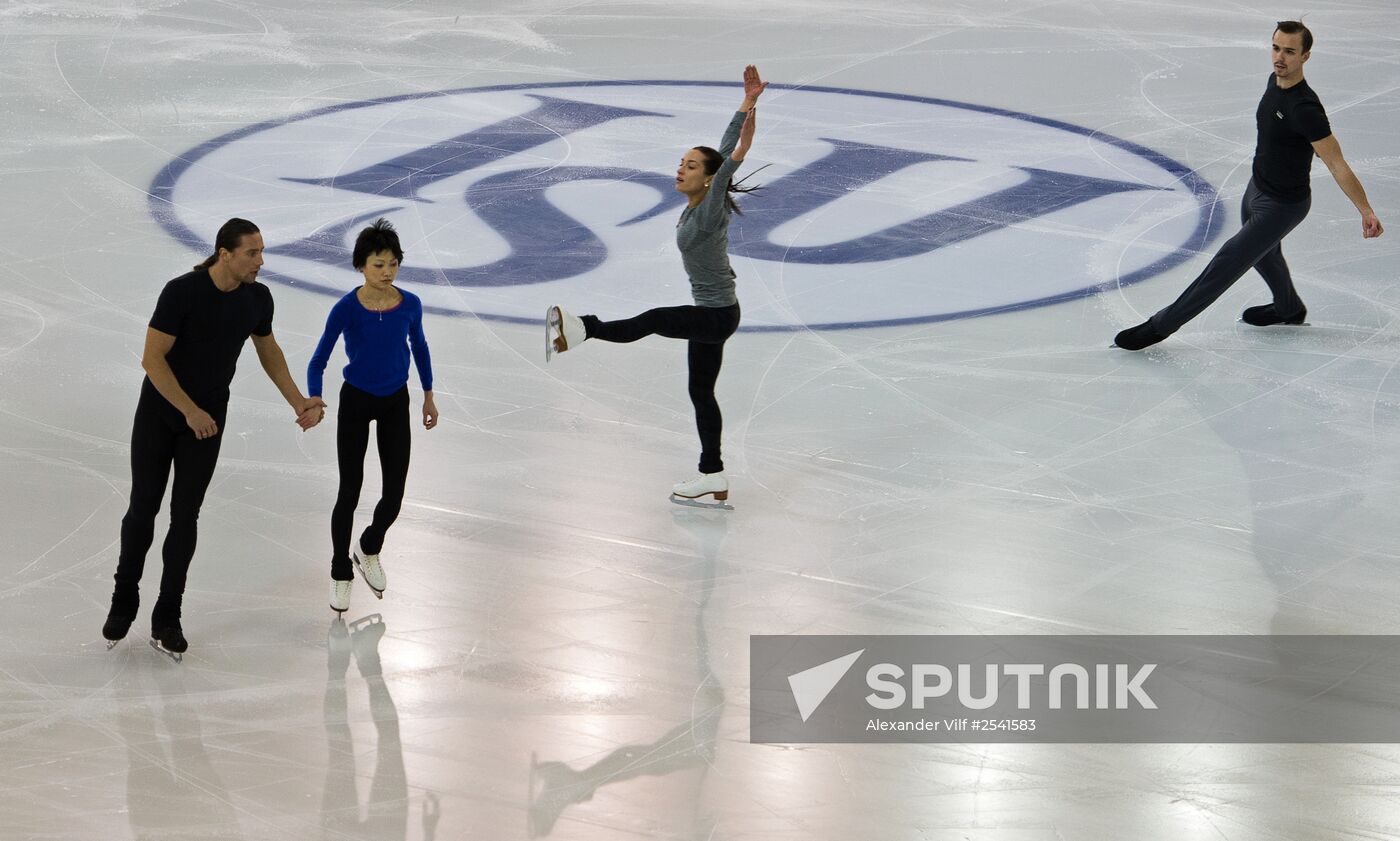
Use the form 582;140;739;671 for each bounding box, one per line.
103;592;138;650
150;622;189;663
1114;320;1169;351
103;611;135;650
1241;303;1307;327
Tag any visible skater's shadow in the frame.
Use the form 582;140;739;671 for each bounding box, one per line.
321;614;439;840
527;507;729;838
1188;382;1375;639
119;664;245;840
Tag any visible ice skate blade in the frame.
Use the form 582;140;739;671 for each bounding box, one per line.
106;639;120;650
149;638;183;663
670;495;734;511
545;306;560;362
672;488;728;501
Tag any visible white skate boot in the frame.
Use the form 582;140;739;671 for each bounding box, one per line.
353;542;386;598
672;472;728;501
545;305;586;361
329;578;352;614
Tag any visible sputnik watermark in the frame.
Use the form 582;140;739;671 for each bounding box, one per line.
751;635;1400;743
865;661;1156;710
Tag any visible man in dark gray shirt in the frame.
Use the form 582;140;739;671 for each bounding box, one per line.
1115;20;1383;351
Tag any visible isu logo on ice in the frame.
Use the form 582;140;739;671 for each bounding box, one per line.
151;82;1219;330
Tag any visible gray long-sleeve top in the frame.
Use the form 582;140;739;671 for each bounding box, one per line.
675;110;745;308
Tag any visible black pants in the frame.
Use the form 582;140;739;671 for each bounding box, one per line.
331;383;411;580
1150;178;1311;335
112;391;226;626
583;303;740;474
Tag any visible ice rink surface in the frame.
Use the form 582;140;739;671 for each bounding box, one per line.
3;1;1400;838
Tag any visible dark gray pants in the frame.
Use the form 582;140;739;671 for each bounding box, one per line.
1150;179;1310;335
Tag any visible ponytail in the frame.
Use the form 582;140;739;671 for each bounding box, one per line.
196;217;260;270
693;147;767;216
724;164;769;216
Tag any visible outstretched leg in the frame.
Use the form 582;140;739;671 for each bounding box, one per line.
1116;180;1309;348
584;304;737;345
1151;182;1310;335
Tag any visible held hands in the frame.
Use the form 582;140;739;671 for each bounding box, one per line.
422;393;439;430
1362;211;1384;239
295;396;327;431
184;408;219;440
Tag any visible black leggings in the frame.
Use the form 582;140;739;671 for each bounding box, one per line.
112;391;226;625
583;303;740;474
331;383;411;580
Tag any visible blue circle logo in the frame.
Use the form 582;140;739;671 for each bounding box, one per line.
151;82;1219;330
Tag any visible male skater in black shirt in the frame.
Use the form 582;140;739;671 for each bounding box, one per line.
1115;20;1383;350
103;218;327;659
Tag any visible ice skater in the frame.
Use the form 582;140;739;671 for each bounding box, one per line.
1115;21;1383;351
546;64;767;502
307;219;437;614
103;218;327;661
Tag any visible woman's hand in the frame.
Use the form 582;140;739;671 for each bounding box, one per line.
741;64;767;111
422;392;439;430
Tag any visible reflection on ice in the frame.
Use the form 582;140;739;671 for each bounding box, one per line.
2;1;1400;838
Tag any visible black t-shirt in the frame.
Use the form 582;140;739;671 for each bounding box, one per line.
141;268;274;414
1252;75;1332;203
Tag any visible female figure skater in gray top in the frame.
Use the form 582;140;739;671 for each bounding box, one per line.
547;65;767;503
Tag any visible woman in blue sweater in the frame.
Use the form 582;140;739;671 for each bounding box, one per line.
547;65;767;503
308;219;437;613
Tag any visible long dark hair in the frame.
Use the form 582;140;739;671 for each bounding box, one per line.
693;146;765;215
197;218;260;270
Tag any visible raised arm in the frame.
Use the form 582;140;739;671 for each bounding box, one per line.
739;64;767;113
718;65;767;157
1313;134;1384;238
730;109;756;163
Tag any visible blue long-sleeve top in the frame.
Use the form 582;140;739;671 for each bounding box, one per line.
307;288;433;398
